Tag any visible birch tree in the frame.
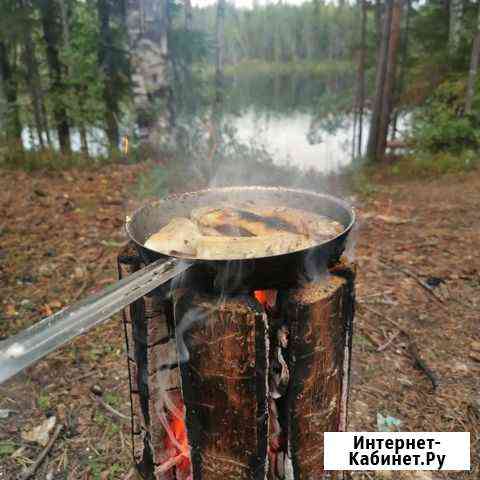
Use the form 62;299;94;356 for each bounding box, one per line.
465;1;480;114
449;0;463;52
126;0;174;152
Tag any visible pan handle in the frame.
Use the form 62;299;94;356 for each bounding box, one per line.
0;257;192;384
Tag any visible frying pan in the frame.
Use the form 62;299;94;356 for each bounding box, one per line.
0;186;355;383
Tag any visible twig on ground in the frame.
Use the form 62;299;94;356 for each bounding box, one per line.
358;303;440;390
90;393;131;422
407;340;440;390
20;424;63;480
378;258;448;308
377;330;401;352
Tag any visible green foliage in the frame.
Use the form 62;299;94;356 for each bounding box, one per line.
193;1;359;65
0;146;111;171
409;79;480;152
391;150;478;177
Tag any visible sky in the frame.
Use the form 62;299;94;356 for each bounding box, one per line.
192;0;308;8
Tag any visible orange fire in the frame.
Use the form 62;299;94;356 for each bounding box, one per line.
166;413;190;468
254;289;277;309
157;400;192;478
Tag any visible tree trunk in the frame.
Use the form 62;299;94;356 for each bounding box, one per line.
449;0;463;52
391;0;410;140
0;39;22;147
79;123;89;157
40;96;52;147
59;0;70;49
126;0;174;154
22;9;45;148
98;0;120;152
375;0;383;49
39;0;71;154
376;0;403;161
355;0;367;157
367;0;393;161
215;0;226;105
465;1;480;114
184;0;193;32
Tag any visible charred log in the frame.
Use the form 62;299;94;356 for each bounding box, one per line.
282;261;355;480
174;292;269;480
119;247;183;480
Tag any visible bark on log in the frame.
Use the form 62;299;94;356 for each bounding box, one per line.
119;246;182;480
283;262;355;480
174;292;269;480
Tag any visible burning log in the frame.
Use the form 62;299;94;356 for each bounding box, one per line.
173;292;269;480
119;243;355;480
282;261;355;480
119;247;188;480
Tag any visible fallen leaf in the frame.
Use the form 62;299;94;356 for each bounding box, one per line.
40;304;53;317
21;416;56;447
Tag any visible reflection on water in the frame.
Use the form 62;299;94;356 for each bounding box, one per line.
230;108;368;174
222;67;363;174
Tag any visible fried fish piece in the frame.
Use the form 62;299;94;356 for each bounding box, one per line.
191;206;301;237
195;232;316;260
191;205;343;240
144;217;201;256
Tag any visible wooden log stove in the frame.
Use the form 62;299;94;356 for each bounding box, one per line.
118;244;355;480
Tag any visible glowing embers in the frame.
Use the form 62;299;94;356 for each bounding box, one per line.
156;393;192;480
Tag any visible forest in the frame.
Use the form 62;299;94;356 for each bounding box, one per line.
1;0;479;173
0;1;479;480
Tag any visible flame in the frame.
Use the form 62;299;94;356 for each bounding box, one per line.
164;404;191;475
254;290;267;305
254;289;277;309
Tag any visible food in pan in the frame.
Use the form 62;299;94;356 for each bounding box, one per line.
144;205;343;259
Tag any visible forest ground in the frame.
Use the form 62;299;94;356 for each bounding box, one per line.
0;164;478;479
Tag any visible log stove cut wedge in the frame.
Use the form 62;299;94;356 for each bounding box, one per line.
118;244;355;480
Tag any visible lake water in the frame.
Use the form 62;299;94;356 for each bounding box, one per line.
231;108;364;174
222;68;368;174
22;67;391;175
